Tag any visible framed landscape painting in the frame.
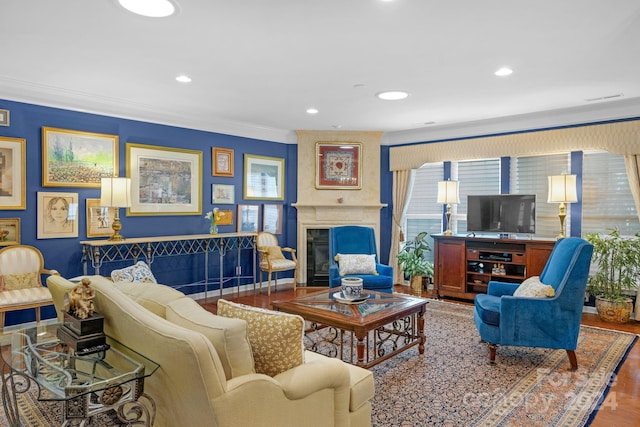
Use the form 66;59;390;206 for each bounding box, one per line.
0;136;26;209
0;218;20;246
126;143;202;216
42;127;118;188
315;142;362;189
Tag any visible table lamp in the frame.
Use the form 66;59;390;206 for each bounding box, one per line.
100;177;132;241
437;180;460;236
547;174;577;239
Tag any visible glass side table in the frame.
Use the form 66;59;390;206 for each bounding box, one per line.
0;323;159;426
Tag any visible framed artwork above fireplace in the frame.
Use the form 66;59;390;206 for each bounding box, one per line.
315;142;362;190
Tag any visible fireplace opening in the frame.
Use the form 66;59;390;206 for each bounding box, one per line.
306;229;329;286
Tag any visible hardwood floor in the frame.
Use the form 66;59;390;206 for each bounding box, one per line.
199;283;640;427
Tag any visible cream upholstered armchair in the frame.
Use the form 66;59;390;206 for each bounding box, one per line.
0;245;58;331
256;232;297;295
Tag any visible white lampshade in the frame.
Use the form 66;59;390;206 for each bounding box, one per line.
437;180;460;204
547;174;578;203
101;177;132;208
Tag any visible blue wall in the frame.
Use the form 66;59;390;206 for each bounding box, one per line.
0;98;308;326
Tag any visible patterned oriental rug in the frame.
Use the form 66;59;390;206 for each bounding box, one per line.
363;300;637;427
1;300;636;427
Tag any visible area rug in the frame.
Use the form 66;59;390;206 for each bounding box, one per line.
358;300;637;427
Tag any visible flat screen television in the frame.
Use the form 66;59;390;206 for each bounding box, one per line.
467;194;536;234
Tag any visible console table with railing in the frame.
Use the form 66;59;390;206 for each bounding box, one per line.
80;233;257;298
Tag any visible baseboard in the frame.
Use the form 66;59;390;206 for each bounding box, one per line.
185;278;295;301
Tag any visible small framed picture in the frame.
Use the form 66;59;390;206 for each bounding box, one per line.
0;218;20;246
212;184;235;204
0;109;9;126
262;204;283;234
216;209;234;225
243;154;284;200
86;198;117;238
237;204;259;233
213;147;234;177
37;192;79;239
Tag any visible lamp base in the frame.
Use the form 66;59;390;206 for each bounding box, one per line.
108;216;125;241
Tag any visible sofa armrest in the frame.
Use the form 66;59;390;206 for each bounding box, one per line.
272;358;350;400
376;263;393;277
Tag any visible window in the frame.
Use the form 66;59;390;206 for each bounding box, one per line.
582;151;639;236
456;159;501;233
404;163;443;263
510;153;571;238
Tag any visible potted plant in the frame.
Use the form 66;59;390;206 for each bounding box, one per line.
397;231;434;292
585;228;640;323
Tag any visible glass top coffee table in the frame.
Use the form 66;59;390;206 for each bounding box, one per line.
0;323;159;427
272;287;428;368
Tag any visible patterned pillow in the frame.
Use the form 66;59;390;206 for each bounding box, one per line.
110;261;157;283
217;299;304;377
335;253;378;276
265;246;285;260
3;272;40;290
513;276;555;298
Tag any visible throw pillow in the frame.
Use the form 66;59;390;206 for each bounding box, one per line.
166;298;255;380
217;299;305;377
265;246;285;260
3;272;40;290
513;276;555;298
111;261;157;284
335;253;378;276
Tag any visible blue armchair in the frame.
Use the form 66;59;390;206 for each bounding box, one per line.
329;226;394;294
473;237;593;370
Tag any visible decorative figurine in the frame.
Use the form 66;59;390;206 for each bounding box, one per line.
68;278;96;319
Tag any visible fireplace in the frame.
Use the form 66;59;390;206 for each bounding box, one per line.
307;229;329;286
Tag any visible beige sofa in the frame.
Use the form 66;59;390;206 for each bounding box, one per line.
47;275;374;427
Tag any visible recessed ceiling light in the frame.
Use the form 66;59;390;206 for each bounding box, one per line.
306;108;319;114
176;74;192;83
494;67;513;77
376;91;409;101
118;0;177;18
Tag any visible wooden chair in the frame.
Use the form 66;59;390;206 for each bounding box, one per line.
0;245;58;331
256;232;297;296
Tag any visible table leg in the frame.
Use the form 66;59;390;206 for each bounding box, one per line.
355;332;366;366
417;310;426;354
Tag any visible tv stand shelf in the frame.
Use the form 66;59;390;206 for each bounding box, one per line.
433;235;556;300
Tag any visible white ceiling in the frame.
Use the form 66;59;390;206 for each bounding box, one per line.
2;0;640;145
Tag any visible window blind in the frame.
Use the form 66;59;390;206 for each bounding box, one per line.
510;153;571;238
582;151;640;236
456;159;501;233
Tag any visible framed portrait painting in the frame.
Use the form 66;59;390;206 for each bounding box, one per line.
42;127;118;188
237;204;259;233
212;147;234;177
0;136;26;209
126;143;202;216
0;218;20;246
315;142;362;189
243;154;284;201
37;192;79;239
86;198;117;238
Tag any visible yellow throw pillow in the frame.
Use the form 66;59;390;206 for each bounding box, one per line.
513;276;555;298
265;246;285;260
3;272;40;290
217;299;304;377
335;253;378;276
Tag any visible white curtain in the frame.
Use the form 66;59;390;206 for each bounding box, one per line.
623;154;640;319
388;169;415;285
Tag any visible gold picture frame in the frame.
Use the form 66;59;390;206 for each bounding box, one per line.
212;147;234;177
0;136;26;209
315;142;362;189
0;218;20;246
243;154;284;200
0;109;9;127
42;127;119;188
86;198;117;238
37;191;79;239
126;143;202;216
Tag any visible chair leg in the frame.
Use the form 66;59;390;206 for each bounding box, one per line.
267;272;272;296
488;343;497;364
0;311;4;333
293;268;297;293
566;350;578;371
36;307;41;323
259;270;263;293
